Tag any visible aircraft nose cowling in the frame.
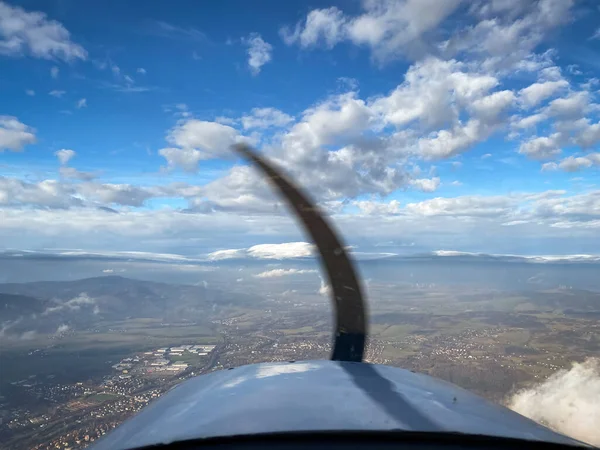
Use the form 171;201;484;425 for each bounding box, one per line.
90;360;583;449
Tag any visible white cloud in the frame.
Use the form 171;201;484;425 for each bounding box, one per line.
418;119;489;159
247;242;314;259
2;189;600;255
470;89;515;122
545;92;589;119
55;149;75;165
76;98;87;108
255;268;317;278
0;176;79;208
207;242;315;261
318;276;331;297
58;167;95;181
56;324;70;333
77;183;158;207
445;1;574;71
50;66;59;78
137;67;147;74
244;33;272;75
287;92;373;149
513;113;546;129
49;89;65;98
404;195;514;217
519;80;568;107
43;293;96;315
159;119;241;172
25;89;34;96
281;1;462;63
542;154;600;173
167;119;239;153
158;147;204;173
241;108;293;129
410;177;441;192
0;116;36;152
0;1;86;60
207;248;246;261
509;358;600;447
354;199;401;215
519;134;562;160
372;58;498;129
281;7;346;49
281;0;575;70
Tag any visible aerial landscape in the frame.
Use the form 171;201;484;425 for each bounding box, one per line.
1;253;600;448
2;0;600;448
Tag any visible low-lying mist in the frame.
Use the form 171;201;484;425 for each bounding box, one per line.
508;358;600;446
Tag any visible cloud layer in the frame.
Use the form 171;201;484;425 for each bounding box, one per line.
509;358;600;446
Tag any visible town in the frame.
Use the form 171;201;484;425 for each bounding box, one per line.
2;344;218;449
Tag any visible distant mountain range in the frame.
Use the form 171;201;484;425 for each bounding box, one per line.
2;249;600;264
0;276;263;338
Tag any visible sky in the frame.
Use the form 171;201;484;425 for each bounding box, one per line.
2;0;600;261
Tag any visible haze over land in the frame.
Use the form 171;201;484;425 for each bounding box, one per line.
2;254;600;447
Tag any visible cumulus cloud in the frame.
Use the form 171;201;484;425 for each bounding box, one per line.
49;89;65;98
508;358;600;446
0;116;36;151
542;154;600;173
255;268;318;278
281;7;347;49
281;1;462;62
519;80;569;107
159;119;241;172
244;33;272;75
410;177;440;192
0;1;86;60
519;134;562;160
545;92;589;119
0;177;79;208
76;98;87;108
159;147;204;173
55;149;75;165
56;324;70;333
241;107;293;129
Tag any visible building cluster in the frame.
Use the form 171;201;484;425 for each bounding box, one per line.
106;344;218;377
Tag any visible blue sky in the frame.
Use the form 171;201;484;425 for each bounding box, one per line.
2;0;600;258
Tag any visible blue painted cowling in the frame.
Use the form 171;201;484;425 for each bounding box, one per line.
91;360;584;449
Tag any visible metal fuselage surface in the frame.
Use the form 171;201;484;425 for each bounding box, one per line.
90;360;582;449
